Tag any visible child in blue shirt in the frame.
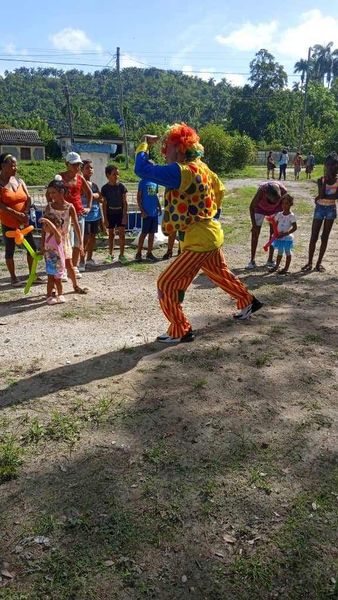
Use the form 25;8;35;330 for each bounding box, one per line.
135;178;161;262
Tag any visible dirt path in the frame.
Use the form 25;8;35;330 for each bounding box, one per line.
0;178;337;599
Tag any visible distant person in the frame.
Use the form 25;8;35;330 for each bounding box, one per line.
267;151;276;179
0;153;37;286
59;152;92;273
301;152;338;272
135;178;161;262
101;166;128;264
293;152;304;180
268;194;297;275
278;149;289;181
246;181;287;270
305;152;315;179
80;160;102;270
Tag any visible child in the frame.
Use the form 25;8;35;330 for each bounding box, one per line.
268;194;297;275
101;166;128;264
135;177;161;262
40;215;66;305
44;176;88;294
293;152;304;180
301;152;338;272
267;151;276;179
80;159;102;270
305;152;315;179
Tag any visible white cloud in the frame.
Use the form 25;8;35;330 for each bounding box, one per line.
120;54;144;69
225;73;245;87
3;43;28;56
50;28;103;54
215;10;338;60
216;20;278;51
276;9;338;58
182;65;215;82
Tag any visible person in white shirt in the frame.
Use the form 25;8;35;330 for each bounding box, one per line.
268;194;297;274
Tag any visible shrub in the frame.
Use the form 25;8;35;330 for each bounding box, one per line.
199;124;231;172
114;153;126;163
229;133;256;169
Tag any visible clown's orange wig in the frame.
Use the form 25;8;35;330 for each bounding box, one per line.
161;123;204;159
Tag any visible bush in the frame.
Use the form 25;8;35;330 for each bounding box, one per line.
114;154;126;163
199;124;231;172
229;133;256;169
200;124;256;173
17;160;65;186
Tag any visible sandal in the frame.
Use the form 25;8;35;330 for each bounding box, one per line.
74;286;89;294
315;265;326;272
301;263;312;272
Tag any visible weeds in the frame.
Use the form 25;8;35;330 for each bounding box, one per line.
0;435;24;483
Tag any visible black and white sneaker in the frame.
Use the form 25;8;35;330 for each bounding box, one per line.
156;329;195;344
146;252;159;262
233;296;263;320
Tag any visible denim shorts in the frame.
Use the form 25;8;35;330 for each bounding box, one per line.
314;204;337;221
70;214;85;248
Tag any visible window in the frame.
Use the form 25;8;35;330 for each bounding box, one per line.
20;147;32;160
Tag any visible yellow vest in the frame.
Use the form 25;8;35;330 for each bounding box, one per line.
162;160;225;252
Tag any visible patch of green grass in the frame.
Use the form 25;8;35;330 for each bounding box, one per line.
0;435;24;483
25;417;46;444
193;378;208;390
143;439;177;466
255;353;272;368
46;411;81;444
303;333;323;345
250;467;272;494
87;397;113;424
126;261;151;271
60;309;78;319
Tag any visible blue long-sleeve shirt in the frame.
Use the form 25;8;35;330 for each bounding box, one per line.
134;144;181;189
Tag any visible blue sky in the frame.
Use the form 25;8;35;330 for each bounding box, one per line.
1;0;338;85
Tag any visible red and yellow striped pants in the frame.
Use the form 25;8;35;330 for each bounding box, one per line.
157;248;253;338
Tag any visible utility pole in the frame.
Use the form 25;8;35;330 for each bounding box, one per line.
298;46;312;152
63;75;75;146
116;47;129;168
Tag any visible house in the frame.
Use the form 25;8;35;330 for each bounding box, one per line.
57;134;135;189
0;129;45;160
56;133;133;158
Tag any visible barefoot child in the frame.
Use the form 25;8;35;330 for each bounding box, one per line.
268;194;297;275
301;152;338;272
40;215;66;304
44;176;88;294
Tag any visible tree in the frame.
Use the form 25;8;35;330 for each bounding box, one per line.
312;43;335;87
294;58;309;89
249;49;287;91
199;124;231;171
96;121;120;138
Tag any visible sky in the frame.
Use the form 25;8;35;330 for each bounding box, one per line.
1;0;338;86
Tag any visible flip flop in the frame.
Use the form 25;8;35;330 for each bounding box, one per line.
315;265;326;272
73;286;89;294
301;264;312;272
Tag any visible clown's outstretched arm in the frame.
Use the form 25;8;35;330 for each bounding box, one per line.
134;141;181;189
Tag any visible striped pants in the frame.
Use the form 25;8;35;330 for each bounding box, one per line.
157;248;253;338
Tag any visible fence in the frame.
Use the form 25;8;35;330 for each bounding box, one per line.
27;185;165;233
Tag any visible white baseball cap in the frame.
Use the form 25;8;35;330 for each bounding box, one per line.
65;151;83;164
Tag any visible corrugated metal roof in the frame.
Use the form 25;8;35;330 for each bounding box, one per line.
0;129;44;145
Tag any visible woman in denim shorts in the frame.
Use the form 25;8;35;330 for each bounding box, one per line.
302;152;338;272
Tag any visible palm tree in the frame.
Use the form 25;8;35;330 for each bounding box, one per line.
312;42;334;86
294;58;309;88
332;49;338;83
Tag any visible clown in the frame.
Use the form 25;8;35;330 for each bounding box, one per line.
135;123;263;343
